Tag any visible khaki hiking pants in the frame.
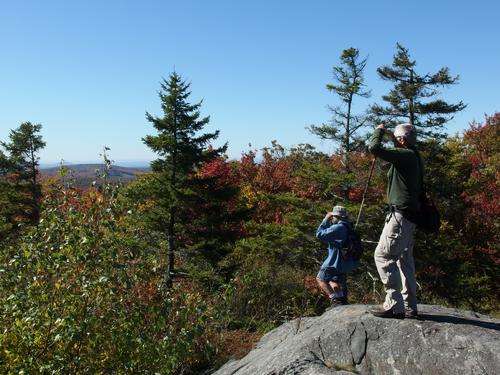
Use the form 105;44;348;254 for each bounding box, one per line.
374;211;417;314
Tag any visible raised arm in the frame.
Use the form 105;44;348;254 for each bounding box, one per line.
368;126;414;166
316;218;347;243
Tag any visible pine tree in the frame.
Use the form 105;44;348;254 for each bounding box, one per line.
143;72;226;288
309;48;370;199
309;47;370;156
371;43;466;137
1;122;46;225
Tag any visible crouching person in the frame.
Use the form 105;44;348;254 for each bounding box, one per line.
316;205;358;308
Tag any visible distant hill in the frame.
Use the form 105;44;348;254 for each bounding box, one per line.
40;164;151;187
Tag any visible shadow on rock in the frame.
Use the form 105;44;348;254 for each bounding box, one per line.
418;314;500;331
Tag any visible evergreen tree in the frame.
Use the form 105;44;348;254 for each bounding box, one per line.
143;72;226;288
371;43;466;137
0;149;16;236
309;48;370;199
0;122;45;225
309;47;370;156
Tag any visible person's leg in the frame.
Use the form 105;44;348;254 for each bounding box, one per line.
317;277;334;297
373;212;406;314
398;217;417;312
316;268;334;297
330;273;348;304
328;280;340;293
317;268;344;306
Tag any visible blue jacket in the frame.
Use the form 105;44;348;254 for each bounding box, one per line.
316;219;359;273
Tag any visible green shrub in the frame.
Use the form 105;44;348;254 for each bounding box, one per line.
0;184;216;374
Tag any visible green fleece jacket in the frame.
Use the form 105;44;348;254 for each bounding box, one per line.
368;128;421;211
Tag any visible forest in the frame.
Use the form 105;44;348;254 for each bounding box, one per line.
0;45;498;374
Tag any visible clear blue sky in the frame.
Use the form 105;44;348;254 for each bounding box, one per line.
1;0;498;164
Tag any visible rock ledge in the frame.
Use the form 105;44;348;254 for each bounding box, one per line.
214;304;500;375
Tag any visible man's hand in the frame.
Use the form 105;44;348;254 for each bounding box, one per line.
324;212;334;221
376;123;386;130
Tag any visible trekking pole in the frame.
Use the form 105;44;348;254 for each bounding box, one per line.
355;158;376;229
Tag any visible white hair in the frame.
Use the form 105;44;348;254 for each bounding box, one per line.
394;123;417;146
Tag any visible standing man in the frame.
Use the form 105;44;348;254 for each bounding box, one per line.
316;205;358;307
368;123;421;319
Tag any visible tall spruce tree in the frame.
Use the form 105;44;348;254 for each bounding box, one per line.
1;122;46;225
371;43;466;137
309;48;370;199
143;72;226;288
309;47;370;156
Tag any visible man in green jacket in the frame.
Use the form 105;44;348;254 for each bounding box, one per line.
368;123;421;319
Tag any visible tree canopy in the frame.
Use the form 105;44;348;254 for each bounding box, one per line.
371;43;466;137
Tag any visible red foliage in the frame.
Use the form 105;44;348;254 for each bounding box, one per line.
239;149;259;183
461;113;500;229
463;113;499;165
348;187;364;202
292;183;321;199
198;159;241;189
255;154;296;193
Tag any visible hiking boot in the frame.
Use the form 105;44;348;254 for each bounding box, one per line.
405;308;419;319
370;307;405;319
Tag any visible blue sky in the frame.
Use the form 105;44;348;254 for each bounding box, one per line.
1;0;498;164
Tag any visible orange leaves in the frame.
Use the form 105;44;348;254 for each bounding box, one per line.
213;329;262;361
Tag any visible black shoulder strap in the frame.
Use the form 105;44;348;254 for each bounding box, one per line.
411;146;425;194
339;221;352;233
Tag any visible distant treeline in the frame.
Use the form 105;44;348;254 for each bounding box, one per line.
40;164;151;189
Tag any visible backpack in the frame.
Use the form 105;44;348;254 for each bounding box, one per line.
414;148;441;234
339;222;363;261
417;191;441;233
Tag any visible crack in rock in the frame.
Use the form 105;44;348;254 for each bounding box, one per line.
349;321;368;365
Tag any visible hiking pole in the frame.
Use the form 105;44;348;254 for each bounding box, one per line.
355;158;376;229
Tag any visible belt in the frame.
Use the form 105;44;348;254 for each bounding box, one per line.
387;205;405;214
388;205;419;224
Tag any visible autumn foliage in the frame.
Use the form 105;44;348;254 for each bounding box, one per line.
1;114;499;373
462;114;500;231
